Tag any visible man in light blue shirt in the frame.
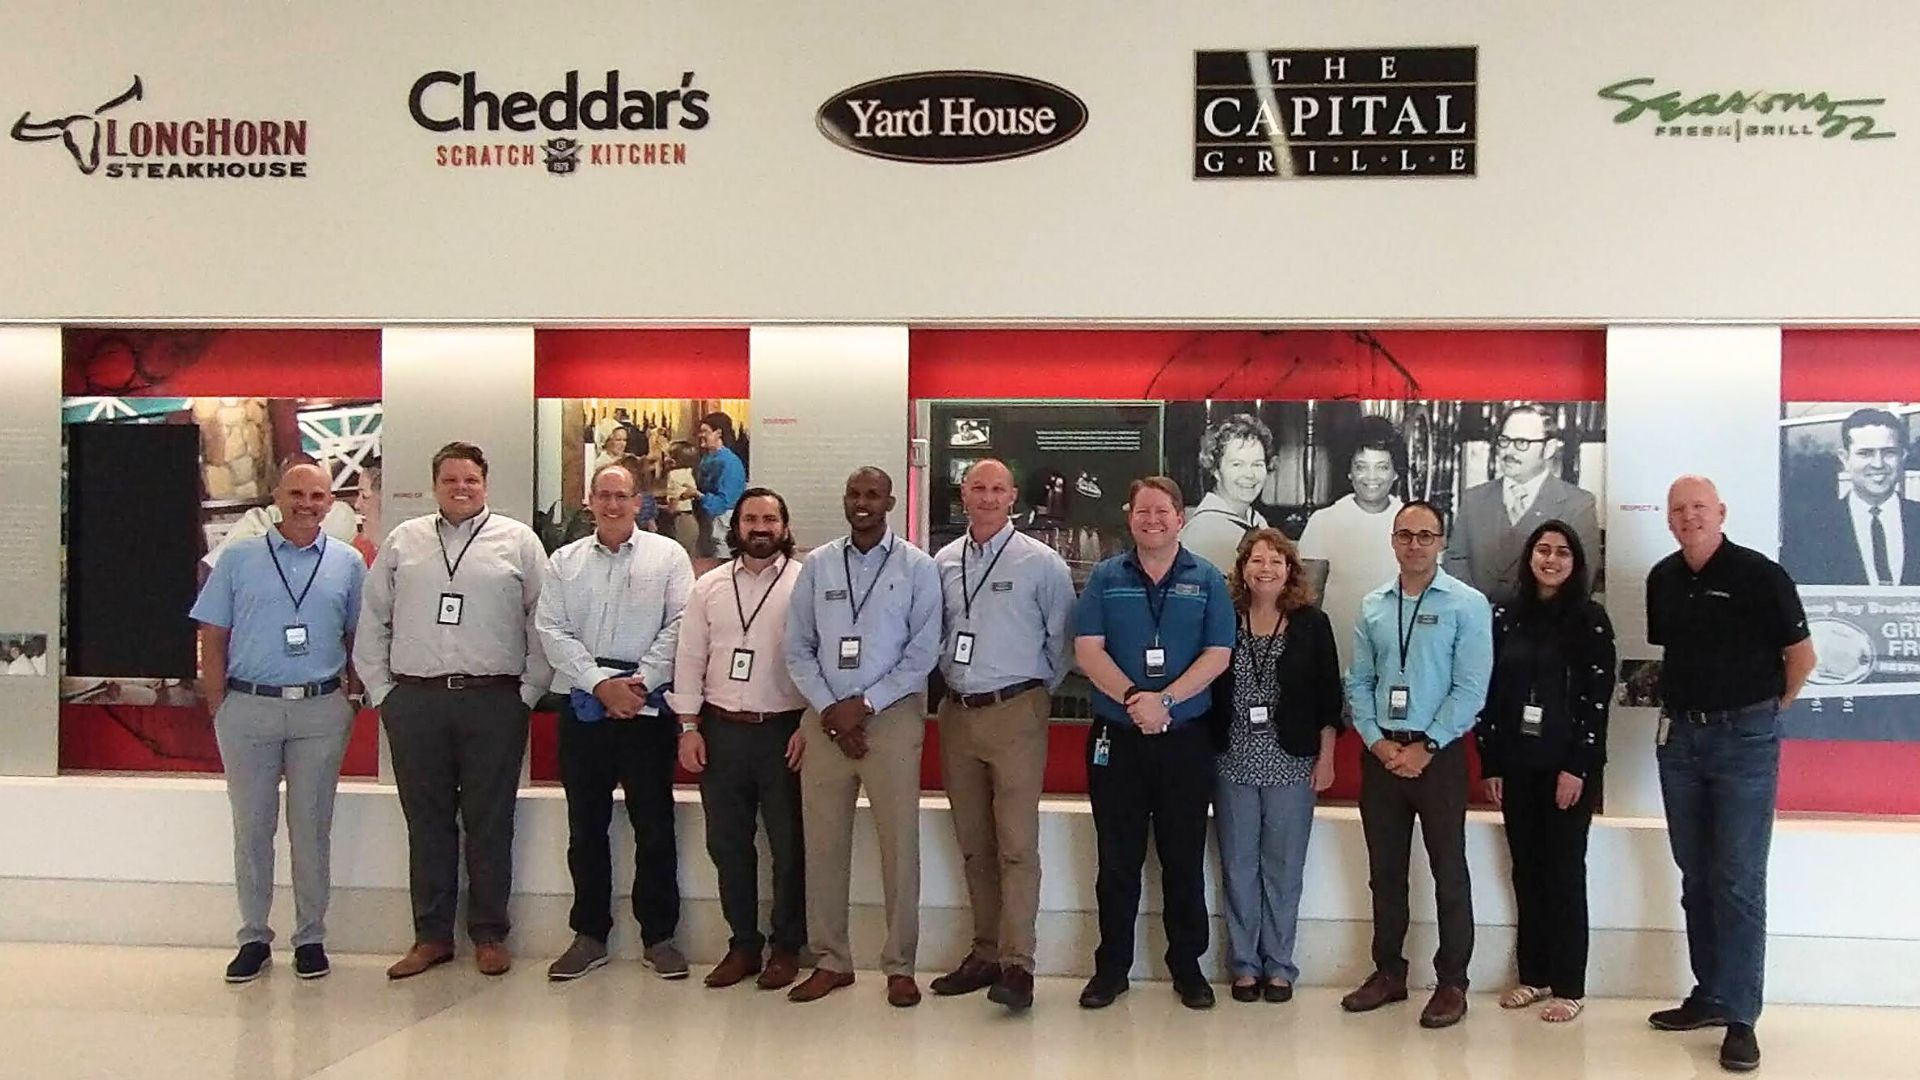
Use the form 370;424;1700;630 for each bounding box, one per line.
694;412;747;557
782;466;942;1007
1341;499;1492;1029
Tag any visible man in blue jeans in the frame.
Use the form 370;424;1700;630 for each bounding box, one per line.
1645;476;1814;1073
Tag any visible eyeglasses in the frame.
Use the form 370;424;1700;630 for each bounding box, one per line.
1392;530;1441;547
1495;435;1550;451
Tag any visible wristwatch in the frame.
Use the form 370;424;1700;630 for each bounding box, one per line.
1423;737;1442;754
679;720;699;735
1161;692;1176;711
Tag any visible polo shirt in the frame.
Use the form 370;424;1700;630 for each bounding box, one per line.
190;528;366;686
1346;567;1493;750
1073;545;1235;726
1647;538;1809;711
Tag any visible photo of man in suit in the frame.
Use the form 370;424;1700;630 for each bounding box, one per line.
1443;404;1601;605
1782;408;1920;586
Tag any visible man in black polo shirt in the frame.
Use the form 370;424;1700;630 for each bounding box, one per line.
1644;475;1814;1074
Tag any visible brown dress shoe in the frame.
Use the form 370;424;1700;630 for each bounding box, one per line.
886;975;922;1008
705;947;764;988
987;965;1035;1011
386;942;455;980
929;955;1002;996
475;942;511;977
1340;969;1410;1012
1420;985;1469;1029
787;968;856;1003
757;949;801;991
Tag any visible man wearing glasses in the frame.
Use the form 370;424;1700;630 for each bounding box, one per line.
1341;501;1492;1029
1445;404;1600;604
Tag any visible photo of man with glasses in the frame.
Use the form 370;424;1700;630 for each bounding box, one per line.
1444;404;1600;605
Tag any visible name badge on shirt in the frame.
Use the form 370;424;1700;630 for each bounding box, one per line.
1144;647;1167;678
1248;705;1271;729
1657;715;1672;747
729;648;755;682
283;623;309;656
990;580;1013;593
1388;685;1410;721
437;593;465;626
1521;703;1545;737
838;636;862;670
953;631;976;666
825;589;850;601
1416;613;1439;625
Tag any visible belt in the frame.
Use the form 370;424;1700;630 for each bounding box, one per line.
704;705;805;725
1379;730;1435;746
228;677;341;701
392;673;519;691
595;657;639;673
950;679;1045;709
1668;700;1775;726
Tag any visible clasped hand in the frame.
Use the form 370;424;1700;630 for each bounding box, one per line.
593;676;649;719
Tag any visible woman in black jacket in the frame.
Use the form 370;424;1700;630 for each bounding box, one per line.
1477;518;1616;1023
1205;527;1342;1003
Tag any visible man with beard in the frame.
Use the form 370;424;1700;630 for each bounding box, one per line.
1445;405;1600;604
669;487;810;991
1782;408;1920;585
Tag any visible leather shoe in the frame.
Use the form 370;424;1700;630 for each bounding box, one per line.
930;955;1002;997
1420;984;1469;1029
786;968;855;1003
887;975;922;1008
386;942;455;980
1077;973;1129;1009
475;942;511;977
986;965;1035;1011
1720;1023;1761;1072
758;949;801;991
705;947;764;989
1174;977;1216;1010
1264;981;1294;1004
1230;981;1261;1003
1340;969;1409;1013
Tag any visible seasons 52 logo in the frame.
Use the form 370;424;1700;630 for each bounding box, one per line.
1597;77;1896;142
408;69;710;174
10;75;311;179
816;71;1087;163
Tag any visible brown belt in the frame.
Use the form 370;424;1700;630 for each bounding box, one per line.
393;673;519;691
704;705;805;725
950;679;1046;709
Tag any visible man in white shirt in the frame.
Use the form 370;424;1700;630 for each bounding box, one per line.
1783;408;1920;586
1445;404;1600;604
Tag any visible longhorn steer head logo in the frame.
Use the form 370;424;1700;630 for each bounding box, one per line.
11;76;145;174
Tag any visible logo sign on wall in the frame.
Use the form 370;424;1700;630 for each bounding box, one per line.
1194;48;1476;179
407;69;711;175
1597;78;1896;142
817;71;1087;164
9;76;311;180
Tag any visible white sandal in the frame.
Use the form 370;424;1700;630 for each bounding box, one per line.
1500;984;1552;1009
1540;997;1584;1022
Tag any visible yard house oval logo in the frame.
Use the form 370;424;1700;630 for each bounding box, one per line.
817;70;1086;164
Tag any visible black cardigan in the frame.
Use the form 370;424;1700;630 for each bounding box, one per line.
1475;598;1617;779
1204;605;1345;758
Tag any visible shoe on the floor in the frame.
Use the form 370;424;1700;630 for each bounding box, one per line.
929;954;1001;996
547;934;609;982
757;949;802;991
886;975;922;1008
987;966;1035;1012
386;942;454;980
786;968;855;1003
1340;969;1409;1012
1649;995;1729;1031
1720;1024;1761;1072
1264;980;1294;1004
642;941;690;980
224;942;271;984
1419;984;1468;1029
293;944;329;980
475;941;511;976
706;947;764;988
1174;977;1216;1010
1230;980;1261;1003
1077;973;1129;1009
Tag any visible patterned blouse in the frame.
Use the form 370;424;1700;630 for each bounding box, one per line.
1218;623;1316;787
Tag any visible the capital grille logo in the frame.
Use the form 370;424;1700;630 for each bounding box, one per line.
10;76;311;179
408;69;710;173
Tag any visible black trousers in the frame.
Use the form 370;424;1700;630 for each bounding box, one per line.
1085;719;1212;981
699;710;807;954
381;682;529;946
1359;740;1475;987
557;703;680;945
1501;766;1597;999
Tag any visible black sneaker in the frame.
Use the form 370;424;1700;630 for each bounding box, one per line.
294;944;330;980
1649;995;1729;1031
224;942;271;984
1720;1024;1761;1072
1077;973;1129;1009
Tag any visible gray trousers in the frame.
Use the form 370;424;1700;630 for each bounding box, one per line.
1214;775;1317;982
214;689;354;948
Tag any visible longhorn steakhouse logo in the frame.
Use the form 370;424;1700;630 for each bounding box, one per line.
10;76;311;179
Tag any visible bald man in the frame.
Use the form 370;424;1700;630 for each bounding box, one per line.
928;460;1075;1011
190;463;367;984
1644;476;1814;1073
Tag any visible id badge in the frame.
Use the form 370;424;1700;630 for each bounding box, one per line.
953;631;975;666
437;592;465;626
729;648;755;682
1520;703;1545;737
838;636;862;670
1092;730;1111;767
1144;647;1167;678
1656;715;1672;747
1388;685;1410;722
282;623;310;656
1248;705;1271;730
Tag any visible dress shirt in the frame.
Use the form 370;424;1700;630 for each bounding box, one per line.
934;521;1076;694
1848;492;1906;586
695;446;746;518
536;528;693;697
667;555;806;715
353;508;552;708
1502;470;1550;525
191;528;366;686
1346;567;1493;750
783;531;943;715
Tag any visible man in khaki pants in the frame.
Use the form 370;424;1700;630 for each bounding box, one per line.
928;460;1075;1011
781;467;943;1007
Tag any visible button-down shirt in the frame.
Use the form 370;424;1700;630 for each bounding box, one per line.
934;522;1076;694
536;528;692;701
783;531;942;715
1074;545;1236;727
354;509;552;708
667;554;806;716
1848;492;1906;586
1346;567;1493;749
192;528;365;686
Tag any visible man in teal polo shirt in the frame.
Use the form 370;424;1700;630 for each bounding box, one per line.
1073;476;1235;1011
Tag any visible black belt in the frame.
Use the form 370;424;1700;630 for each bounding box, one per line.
228;677;341;701
1668;700;1775;726
950;679;1045;709
393;673;518;691
1379;729;1443;749
595;657;639;672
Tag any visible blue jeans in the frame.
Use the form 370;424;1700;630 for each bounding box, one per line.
1214;775;1317;982
1656;701;1780;1026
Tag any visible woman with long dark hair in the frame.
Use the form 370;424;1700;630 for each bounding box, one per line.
1477;518;1616;1022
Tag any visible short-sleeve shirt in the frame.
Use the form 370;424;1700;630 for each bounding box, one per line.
1647;539;1809;711
190;529;366;686
1074;545;1236;727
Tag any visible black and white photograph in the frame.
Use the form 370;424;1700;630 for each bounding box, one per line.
1617;659;1663;709
0;633;49;677
948;455;982;485
948;417;992;449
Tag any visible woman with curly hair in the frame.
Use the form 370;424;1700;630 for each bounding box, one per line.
1180;413;1275;572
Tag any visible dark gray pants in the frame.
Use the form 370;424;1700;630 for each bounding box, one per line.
381;683;528;946
699;710;806;954
1359;739;1475;987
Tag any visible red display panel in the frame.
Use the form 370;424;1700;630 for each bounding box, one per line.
535;329;750;398
63;328;380;397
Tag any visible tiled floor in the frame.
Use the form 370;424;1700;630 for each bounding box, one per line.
2;943;1908;1079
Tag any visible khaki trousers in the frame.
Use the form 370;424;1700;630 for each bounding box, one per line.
800;695;926;976
936;687;1050;972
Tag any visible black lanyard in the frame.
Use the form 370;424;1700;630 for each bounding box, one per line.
437;511;490;581
266;533;326;614
843;538;896;624
959;530;1011;621
733;557;787;634
1133;557;1171;643
1242;612;1285;671
1395;585;1432;672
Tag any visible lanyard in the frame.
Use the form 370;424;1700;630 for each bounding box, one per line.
266;533;326;614
842;538;896;625
1242;612;1285;671
1395;585;1432;672
437;511;491;581
733;556;787;635
959;530;1011;621
1133;557;1172;644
